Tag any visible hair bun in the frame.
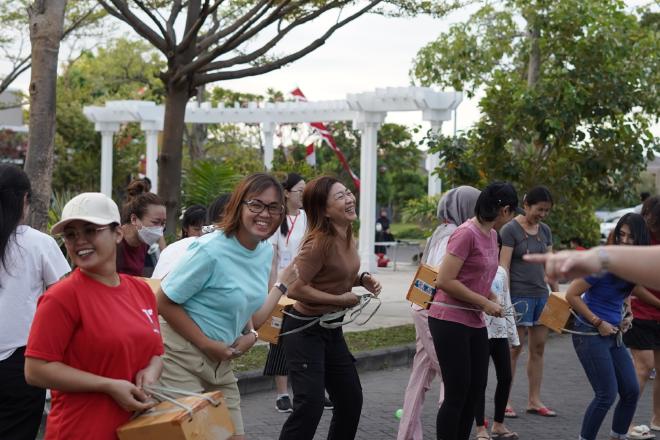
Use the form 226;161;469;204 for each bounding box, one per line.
126;179;148;198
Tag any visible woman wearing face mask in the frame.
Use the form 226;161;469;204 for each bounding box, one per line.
156;173;298;440
117;180;166;276
499;185;558;418
430;181;520;440
0;165;70;440
278;176;382;440
24;192;164;440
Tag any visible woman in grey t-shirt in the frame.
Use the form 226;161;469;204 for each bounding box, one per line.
499;186;559;418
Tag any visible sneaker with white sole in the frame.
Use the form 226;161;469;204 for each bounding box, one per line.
276;396;293;413
324;396;334;410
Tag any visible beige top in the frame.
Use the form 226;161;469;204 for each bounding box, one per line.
293;235;360;316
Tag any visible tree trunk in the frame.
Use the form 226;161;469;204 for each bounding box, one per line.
24;0;67;231
188;85;207;162
527;25;541;88
159;84;190;234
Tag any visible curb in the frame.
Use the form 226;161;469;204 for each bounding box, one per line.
237;343;416;396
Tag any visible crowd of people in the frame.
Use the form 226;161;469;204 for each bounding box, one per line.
2;161;660;440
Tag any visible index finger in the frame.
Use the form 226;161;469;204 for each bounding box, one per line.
523;254;549;264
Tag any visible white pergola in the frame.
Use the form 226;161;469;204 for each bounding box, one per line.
84;87;462;272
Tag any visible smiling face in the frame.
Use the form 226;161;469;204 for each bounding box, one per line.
524;201;552;225
325;182;357;228
62;220;122;273
285;180;305;212
236;186;283;249
617;223;634;245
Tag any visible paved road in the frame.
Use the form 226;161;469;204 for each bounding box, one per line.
243;334;655;439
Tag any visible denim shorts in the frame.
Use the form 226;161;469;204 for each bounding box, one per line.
511;296;548;327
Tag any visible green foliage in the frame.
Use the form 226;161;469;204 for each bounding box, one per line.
390;223;427;240
182;160;241;208
401;194;441;237
52;39;166;196
414;0;660;244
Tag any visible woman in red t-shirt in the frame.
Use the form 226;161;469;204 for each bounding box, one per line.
25;192;164;440
117;179;167;276
624;196;660;433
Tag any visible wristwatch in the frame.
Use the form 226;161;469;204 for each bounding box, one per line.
248;328;259;341
274;281;288;295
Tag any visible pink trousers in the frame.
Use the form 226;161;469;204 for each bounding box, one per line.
396;307;444;440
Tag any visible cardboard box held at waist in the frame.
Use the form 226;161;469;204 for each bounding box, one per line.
406;264;438;309
257;296;296;344
538;291;573;333
117;391;233;440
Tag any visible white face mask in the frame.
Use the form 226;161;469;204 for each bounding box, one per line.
138;225;164;245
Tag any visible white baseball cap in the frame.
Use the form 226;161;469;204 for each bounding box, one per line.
51;192;121;235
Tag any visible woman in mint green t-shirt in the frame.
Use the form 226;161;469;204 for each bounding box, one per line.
156;173;297;440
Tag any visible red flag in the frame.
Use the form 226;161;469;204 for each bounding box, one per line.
291;88;360;190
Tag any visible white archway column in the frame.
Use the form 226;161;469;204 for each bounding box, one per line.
427;120;443;196
141;121;162;194
262;121;275;170
96;122;120;197
355;112;385;273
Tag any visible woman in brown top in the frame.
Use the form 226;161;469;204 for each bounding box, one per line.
278;176;381;440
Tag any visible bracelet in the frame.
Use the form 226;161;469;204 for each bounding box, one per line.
248;328;259;342
591;316;603;328
359;272;370;286
596;246;610;275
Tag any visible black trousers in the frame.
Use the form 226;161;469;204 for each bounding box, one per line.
278;310;362;440
429;318;489;440
474;338;513;426
0;347;46;440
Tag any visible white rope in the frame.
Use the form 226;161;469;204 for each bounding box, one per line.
279;293;381;337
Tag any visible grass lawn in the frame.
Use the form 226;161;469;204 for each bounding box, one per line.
232;324;415;372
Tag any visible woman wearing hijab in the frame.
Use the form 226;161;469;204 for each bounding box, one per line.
397;186;481;440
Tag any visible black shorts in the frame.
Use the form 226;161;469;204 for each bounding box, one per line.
623;318;660;350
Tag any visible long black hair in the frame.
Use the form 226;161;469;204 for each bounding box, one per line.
0;164;31;270
280;173;304;237
614;213;650;246
475;181;519;222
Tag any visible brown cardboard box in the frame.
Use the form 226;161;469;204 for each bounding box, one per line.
257;296;297;344
117;391;233;440
538;291;572;333
139;277;161;295
406;264;438;309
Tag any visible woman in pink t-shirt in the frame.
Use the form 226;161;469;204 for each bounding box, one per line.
429;182;521;440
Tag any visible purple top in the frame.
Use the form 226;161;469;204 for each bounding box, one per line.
429;220;499;328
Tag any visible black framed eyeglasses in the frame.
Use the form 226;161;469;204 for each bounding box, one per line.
243;200;285;215
60;225;111;244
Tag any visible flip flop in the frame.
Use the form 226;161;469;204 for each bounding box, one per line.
491;432;519;440
651;423;660;431
526;407;557;417
629;425;656;440
474;434;490;440
504;407;518;418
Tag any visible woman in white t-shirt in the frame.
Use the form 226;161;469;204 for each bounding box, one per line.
264;173;309;413
0;165;70;440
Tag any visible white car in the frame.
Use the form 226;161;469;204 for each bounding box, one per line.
599;207;637;242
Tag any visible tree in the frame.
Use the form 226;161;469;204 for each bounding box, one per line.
414;0;659;246
96;0;438;232
0;0;104;96
23;0;68;231
53;39;165;196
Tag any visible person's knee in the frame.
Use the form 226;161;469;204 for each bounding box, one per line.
594;389;617;408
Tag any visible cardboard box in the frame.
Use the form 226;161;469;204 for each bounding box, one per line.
257;296;297;344
406;264;438;309
117;391;234;440
139;277;161;295
538;291;572;333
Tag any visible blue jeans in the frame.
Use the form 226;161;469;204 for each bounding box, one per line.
572;322;639;440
